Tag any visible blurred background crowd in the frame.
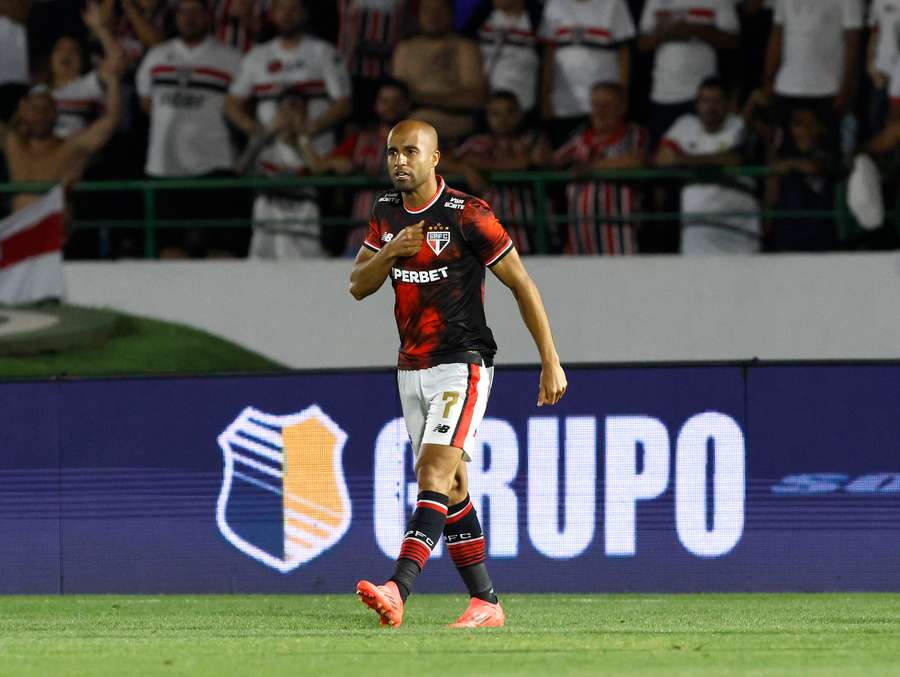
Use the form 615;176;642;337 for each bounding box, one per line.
1;0;898;259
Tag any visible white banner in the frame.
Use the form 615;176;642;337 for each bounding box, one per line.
0;186;66;305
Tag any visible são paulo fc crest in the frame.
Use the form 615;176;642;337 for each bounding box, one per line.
427;223;451;256
216;405;351;573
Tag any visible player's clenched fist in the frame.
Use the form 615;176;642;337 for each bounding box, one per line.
386;220;425;258
537;362;567;407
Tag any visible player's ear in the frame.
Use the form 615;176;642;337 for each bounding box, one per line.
432;149;440;168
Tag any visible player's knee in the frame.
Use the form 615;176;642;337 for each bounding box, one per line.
415;461;454;495
448;473;466;504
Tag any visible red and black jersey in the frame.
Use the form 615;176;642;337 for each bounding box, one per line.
364;177;514;370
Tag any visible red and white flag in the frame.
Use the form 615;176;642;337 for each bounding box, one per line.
0;185;66;305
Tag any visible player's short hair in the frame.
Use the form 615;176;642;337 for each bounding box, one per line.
488;90;520;108
377;78;411;100
591;81;626;100
697;76;727;96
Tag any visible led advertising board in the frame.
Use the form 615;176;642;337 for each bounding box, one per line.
0;365;897;593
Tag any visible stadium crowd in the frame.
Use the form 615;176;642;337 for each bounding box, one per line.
0;0;898;258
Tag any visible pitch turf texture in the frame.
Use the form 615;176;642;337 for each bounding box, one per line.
0;595;897;676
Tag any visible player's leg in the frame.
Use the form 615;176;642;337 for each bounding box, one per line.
360;364;477;609
444;462;498;605
386;441;462;600
443;367;505;628
356;368;430;627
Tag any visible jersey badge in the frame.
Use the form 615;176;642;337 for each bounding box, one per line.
426;224;451;256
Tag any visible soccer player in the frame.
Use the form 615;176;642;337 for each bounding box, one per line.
349;120;567;629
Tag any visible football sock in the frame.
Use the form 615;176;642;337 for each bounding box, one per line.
389;490;449;603
444;494;498;604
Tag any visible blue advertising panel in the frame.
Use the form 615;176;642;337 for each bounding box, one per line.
0;365;898;594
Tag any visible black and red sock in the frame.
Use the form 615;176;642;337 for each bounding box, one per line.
389;490;448;602
444;494;498;604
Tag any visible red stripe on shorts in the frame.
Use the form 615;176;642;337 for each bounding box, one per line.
451;364;480;448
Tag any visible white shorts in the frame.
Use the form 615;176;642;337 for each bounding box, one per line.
398;362;494;461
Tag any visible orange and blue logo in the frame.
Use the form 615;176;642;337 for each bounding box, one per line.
216;405;351;573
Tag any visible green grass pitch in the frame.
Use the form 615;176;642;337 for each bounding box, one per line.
0;594;897;676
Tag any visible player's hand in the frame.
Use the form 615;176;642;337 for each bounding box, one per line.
537;361;567;406
386;220;425;258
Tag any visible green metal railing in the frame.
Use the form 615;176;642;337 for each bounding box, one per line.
0;166;876;258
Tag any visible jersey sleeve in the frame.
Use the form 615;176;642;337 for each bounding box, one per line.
843;0;864;30
460;199;514;267
888;59;900;102
639;0;658;35
363;201;386;252
229;49;257;97
322;45;353;100
660;115;693;153
717;2;740;33
537;1;559;44
772;0;784;26
135;49;155;98
610;0;637;42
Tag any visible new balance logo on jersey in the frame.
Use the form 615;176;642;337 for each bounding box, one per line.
433;423;450;434
392;266;449;283
381;232;394;243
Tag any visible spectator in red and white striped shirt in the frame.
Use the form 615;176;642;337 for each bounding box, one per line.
442;90;553;253
553;81;648;255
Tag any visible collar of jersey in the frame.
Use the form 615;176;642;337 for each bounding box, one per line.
403;176;445;215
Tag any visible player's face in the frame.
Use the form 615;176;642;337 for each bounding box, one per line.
696;87;727;131
386;129;437;192
50;38;83;82
419;0;453;36
271;0;305;37
486;97;520;136
590;87;625;132
374;86;410;126
175;2;210;42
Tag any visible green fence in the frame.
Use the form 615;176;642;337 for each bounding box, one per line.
0;166;874;258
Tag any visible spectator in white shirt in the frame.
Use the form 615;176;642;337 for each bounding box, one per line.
656;77;760;255
0;0;30;124
137;0;246;257
467;0;543;113
226;0;353;155
638;0;739;148
763;0;862;135
236;92;333;259
539;0;636;145
868;0;900;134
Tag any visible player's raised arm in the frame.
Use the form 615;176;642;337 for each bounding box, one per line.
348;221;424;300
489;248;567;406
